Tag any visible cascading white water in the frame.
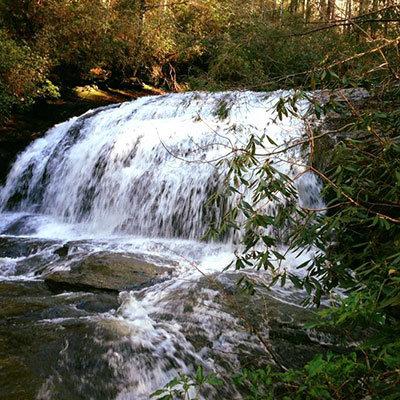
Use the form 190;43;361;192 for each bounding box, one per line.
0;91;326;400
0;91;322;240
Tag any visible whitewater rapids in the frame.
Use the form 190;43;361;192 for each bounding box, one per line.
0;91;325;399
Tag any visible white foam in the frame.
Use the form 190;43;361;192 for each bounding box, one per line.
0;91;325;399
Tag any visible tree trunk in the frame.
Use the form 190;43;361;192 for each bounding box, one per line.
327;0;335;21
319;0;327;21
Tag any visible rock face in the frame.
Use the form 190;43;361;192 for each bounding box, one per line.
159;273;346;372
45;252;173;292
0;280;121;400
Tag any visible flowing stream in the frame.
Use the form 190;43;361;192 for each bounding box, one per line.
0;91;326;399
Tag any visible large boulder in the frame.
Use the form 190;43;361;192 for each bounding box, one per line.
45;252;173;292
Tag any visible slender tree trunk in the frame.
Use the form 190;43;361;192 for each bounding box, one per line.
327;0;335;21
137;0;146;39
289;0;299;14
305;0;312;22
320;0;327;21
358;0;365;16
346;0;352;33
133;0;146;76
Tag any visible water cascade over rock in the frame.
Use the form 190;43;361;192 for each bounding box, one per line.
0;91;323;239
0;91;328;400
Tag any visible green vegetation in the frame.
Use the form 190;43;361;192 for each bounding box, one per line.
1;1;398;116
207;85;400;399
0;28;58;123
1;1;400;399
151;366;223;399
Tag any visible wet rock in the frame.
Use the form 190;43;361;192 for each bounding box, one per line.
225;278;348;369
0;280;123;400
0;236;59;258
45;252;173;292
75;295;119;313
0;316;125;400
15;252;58;277
54;244;69;258
172;273;349;371
0;236;62;277
2;215;38;235
0;281;118;321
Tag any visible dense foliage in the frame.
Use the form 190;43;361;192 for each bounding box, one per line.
0;28;58;123
210;86;400;399
1;0;398;115
1;0;400;399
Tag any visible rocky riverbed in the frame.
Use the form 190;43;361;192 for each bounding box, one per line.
0;231;345;400
0;90;352;399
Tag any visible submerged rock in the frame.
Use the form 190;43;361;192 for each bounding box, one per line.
54;244;69;258
153;272;347;372
45;252;173;292
1;215;38;235
0;236;60;258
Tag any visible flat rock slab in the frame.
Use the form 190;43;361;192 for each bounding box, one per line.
45;251;173;292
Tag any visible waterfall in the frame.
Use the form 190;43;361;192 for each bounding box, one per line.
0;91;322;240
0;91;326;400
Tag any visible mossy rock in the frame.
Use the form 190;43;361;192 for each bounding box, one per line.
45;252;173;292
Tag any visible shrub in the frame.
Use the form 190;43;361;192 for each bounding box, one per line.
0;29;58;123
